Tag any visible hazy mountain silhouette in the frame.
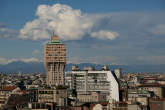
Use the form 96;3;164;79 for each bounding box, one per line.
0;61;45;73
0;61;165;73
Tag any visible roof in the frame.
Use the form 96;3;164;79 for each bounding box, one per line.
0;86;17;91
47;35;63;45
128;89;150;94
90;101;108;110
138;83;165;87
149;98;165;101
22;90;28;94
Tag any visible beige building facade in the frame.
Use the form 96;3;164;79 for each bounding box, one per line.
44;35;66;86
77;92;106;103
37;88;67;106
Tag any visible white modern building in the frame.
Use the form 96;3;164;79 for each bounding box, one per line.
114;68;122;79
65;66;119;101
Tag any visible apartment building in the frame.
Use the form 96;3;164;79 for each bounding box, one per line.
65;66;119;101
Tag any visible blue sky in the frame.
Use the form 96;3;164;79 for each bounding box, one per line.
0;0;165;65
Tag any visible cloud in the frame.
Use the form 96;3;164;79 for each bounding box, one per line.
32;49;41;55
0;57;41;65
91;30;119;40
19;4;93;41
1;3;165;65
151;24;165;36
137;56;165;64
0;25;18;38
67;56;125;65
0;57;7;65
19;4;120;41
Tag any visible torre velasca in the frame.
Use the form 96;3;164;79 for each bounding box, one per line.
44;35;66;86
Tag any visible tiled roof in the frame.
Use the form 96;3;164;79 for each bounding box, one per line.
138;83;165;87
0;86;17;91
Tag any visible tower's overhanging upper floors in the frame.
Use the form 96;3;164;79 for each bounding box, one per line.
44;35;66;86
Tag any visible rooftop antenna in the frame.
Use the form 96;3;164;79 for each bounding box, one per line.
52;30;55;36
51;30;55;41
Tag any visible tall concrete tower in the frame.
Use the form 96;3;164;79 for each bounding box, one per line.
44;35;66;86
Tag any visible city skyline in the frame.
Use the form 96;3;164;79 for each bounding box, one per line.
0;0;165;65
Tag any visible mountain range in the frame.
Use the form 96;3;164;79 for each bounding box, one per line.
0;61;165;73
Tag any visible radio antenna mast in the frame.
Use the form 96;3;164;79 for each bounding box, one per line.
51;30;55;41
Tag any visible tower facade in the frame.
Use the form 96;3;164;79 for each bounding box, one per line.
44;35;66;86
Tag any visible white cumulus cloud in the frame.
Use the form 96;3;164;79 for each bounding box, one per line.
91;30;119;40
19;4;93;41
19;4;119;41
0;57;41;65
